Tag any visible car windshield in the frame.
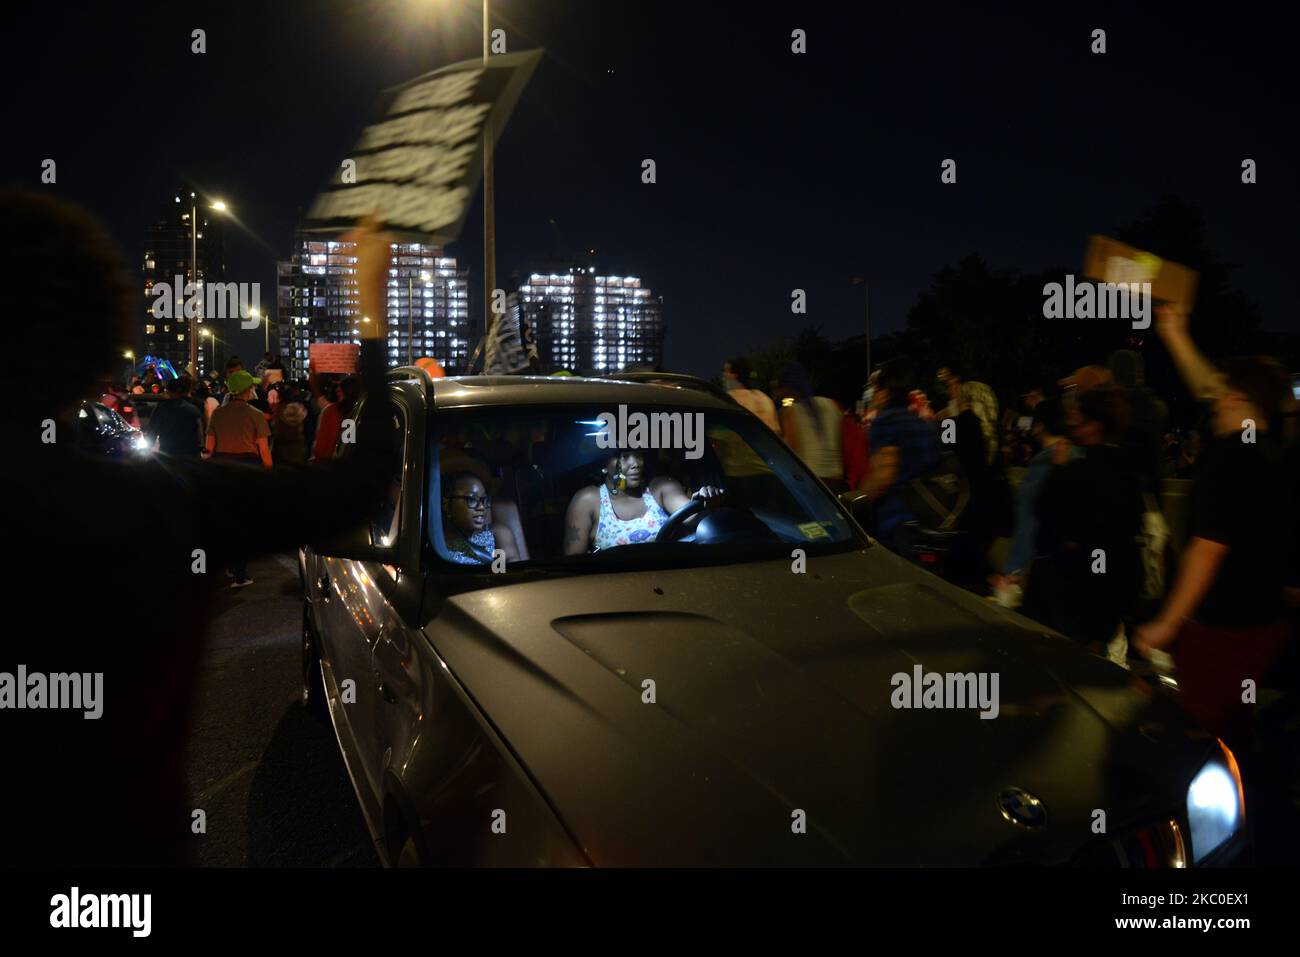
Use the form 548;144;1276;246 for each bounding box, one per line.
428;402;862;570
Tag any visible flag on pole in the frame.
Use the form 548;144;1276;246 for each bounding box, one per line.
303;49;542;243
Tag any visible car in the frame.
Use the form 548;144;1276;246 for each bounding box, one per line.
76;401;149;457
301;368;1247;867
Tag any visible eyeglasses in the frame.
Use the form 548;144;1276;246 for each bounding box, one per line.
448;494;491;510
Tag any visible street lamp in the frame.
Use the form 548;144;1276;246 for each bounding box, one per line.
189;194;229;379
201;328;215;372
482;0;496;369
124;350;134;385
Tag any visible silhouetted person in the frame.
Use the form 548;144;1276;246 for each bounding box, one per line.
862;358;942;550
0;191;396;865
145;374;204;457
1022;388;1144;651
1107;348;1168;494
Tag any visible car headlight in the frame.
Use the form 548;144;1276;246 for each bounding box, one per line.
1186;741;1245;864
132;435;150;452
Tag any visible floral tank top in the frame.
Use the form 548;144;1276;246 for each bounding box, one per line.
594;483;670;550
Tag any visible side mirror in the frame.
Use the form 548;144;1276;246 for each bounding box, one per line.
838;488;875;533
310;521;396;563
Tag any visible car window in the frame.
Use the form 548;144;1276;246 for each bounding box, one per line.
369;402;406;548
428;403;860;570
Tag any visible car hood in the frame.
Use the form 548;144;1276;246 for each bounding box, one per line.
424;547;1212;866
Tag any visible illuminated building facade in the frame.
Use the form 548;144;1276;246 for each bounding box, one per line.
277;234;470;380
516;267;663;375
141;188;227;378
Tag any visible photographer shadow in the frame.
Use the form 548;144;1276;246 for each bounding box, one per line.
245;703;379;867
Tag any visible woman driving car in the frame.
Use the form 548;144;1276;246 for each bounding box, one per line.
563;449;723;554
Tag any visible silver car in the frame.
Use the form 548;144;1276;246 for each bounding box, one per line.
301;369;1246;867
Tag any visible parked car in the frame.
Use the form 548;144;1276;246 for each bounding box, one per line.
301;369;1246;867
76;401;149;457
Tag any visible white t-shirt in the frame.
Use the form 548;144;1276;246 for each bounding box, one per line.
730;387;781;433
786;397;843;479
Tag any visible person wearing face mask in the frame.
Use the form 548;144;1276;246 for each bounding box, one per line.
563;449;723;554
440;472;519;565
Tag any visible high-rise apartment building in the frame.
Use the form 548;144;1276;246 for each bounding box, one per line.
516;266;663;375
277;234;471;380
141;188;226;377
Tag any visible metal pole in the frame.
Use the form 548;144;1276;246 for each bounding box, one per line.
190;202;198;377
407;275;414;365
864;280;871;376
482;0;497;368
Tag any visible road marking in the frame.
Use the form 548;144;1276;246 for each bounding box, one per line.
193;760;260;804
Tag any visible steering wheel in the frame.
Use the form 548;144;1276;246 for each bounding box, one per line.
655;498;707;542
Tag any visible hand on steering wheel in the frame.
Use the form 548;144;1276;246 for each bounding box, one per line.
655;498;707;543
655;486;725;542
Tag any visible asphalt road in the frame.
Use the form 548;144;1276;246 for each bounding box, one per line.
184;554;379;867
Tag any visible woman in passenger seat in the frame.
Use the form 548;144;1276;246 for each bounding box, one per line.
441;472;520;565
563;450;723;554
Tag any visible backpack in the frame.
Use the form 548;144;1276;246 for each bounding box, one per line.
899;450;971;533
893;451;971;571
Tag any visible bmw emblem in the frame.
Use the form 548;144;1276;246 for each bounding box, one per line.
997;787;1047;830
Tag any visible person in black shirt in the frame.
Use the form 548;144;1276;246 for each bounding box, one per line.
144;374;204;456
1134;354;1295;745
1022;388;1144;651
1107;349;1168;495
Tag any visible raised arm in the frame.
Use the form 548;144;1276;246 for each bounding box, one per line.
1155;304;1224;402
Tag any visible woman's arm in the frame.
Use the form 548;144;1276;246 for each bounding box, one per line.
1133;536;1229;653
1156;304;1224;401
563;488;597;555
653;477;724;513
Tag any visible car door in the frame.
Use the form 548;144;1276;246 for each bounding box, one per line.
315;385;416;803
363;383;429;800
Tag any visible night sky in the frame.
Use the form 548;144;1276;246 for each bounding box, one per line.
4;1;1296;376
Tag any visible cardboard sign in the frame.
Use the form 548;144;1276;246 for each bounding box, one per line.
1082;235;1199;312
302;50;542;244
309;343;359;375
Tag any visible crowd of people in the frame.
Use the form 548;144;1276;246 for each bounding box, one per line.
7;181;1297;863
725;323;1299;817
100;355;371;584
